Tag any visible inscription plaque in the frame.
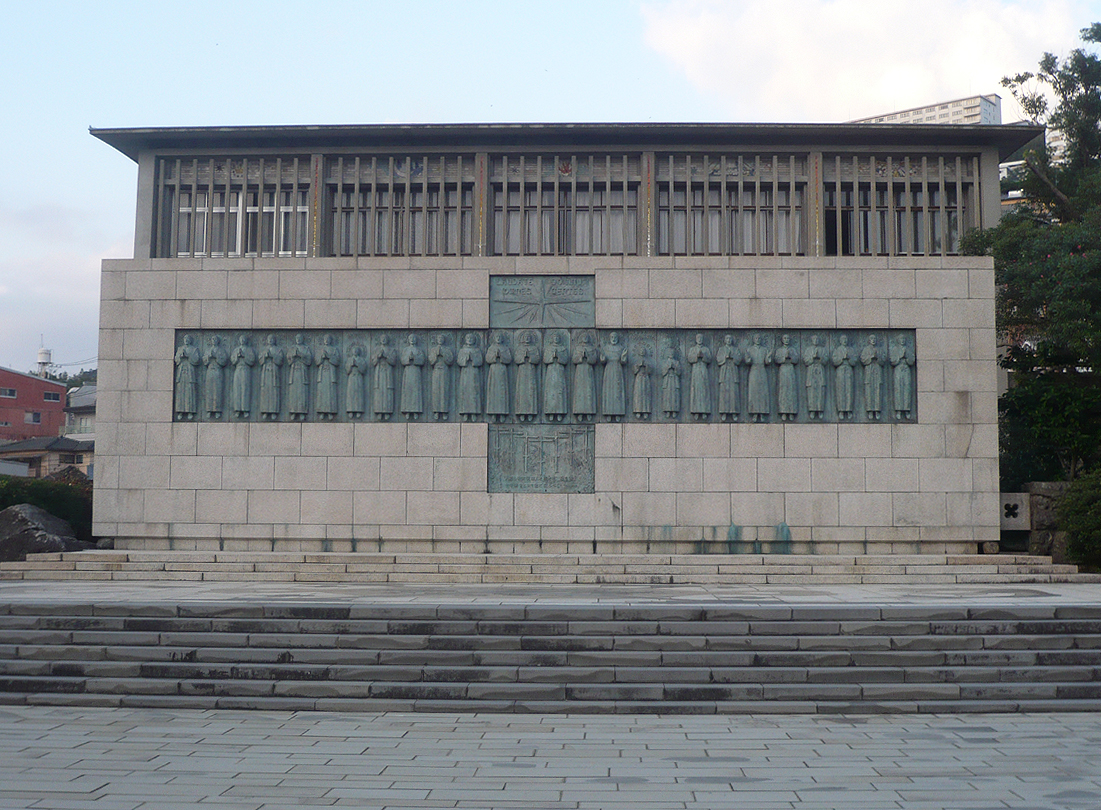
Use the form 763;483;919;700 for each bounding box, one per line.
490;275;595;328
488;425;595;493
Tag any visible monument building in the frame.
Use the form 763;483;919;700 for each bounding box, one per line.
91;122;1037;555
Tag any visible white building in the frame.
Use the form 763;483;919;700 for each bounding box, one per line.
851;95;1002;126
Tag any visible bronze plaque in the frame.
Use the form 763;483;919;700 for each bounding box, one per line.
490;275;595;329
488;424;595;493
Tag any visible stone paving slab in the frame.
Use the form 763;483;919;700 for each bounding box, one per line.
1;706;1100;809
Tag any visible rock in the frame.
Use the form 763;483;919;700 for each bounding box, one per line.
1029;529;1069;564
1026;481;1069;531
0;504;94;563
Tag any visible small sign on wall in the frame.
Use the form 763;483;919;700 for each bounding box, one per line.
1000;493;1031;531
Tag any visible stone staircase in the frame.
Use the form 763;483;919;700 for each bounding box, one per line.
1;600;1100;714
2;550;1098;584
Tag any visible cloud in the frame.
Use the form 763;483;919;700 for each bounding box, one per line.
640;0;1087;121
0;205;116;371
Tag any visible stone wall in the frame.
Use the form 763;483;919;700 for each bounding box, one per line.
93;255;998;554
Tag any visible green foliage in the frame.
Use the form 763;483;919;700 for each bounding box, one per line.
1001;24;1101;219
40;368;97;388
0;475;93;542
998;373;1101;489
1060;466;1101;565
969;23;1101;487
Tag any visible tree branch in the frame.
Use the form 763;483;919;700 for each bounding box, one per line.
1025;152;1074;212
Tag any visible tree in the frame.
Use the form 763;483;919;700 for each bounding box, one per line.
40;367;97;388
965;24;1101;488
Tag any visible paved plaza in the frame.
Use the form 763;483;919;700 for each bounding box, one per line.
1;706;1100;809
3;580;1101;807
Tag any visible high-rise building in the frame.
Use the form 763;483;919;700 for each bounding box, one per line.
851;94;1002;126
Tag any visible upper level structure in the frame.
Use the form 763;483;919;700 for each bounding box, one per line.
95;122;1036;264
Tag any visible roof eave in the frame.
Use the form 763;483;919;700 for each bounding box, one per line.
91;122;1043;163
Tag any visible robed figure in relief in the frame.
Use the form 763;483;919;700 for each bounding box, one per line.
715;334;741;421
258;334;284;420
230;334;256;419
660;338;681;419
174;335;201;420
372;335;398;421
286;333;314;421
744;333;772;422
514;332;539;422
203;334;229;419
861;334;884;421
803;334;827;420
632;346;652;419
832;334;856;420
344;344;368;419
600;332;627;422
543;332;569;422
485;332;512;422
315;334;341;421
457;333;483;421
890;335;915;420
572;333;597;422
687;333;712;420
775;333;798;422
400;334;426;420
428;334;454;421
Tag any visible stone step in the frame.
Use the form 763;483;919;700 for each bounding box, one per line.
8;690;1101;715
3;598;1100;713
4;551;1098;584
3;658;1094;687
9;613;1101;636
3;675;1100;706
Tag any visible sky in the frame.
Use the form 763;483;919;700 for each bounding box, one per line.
0;0;1097;376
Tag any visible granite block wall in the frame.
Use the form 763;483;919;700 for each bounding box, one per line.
94;255;997;554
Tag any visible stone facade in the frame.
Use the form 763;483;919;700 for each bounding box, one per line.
90;123;1032;555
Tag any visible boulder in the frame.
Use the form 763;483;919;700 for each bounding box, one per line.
0;503;94;563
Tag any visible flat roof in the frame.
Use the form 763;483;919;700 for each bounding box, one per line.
91;122;1043;162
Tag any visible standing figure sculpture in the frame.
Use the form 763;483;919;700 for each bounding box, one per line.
832;334;856;420
484;332;512;423
428;333;454;421
371;334;398;421
715;334;741;422
543;332;569;423
599;331;627;422
258;334;284;421
572;333;597;422
632;345;652;419
203;334;229;420
687;332;712;421
803;334;827;420
514;331;539;423
344;344;368;419
861;334;885;420
744;333;772;422
315;334;341;421
890;335;915;420
456;333;483;421
230;334;256;419
173;335;201;421
775;333;799;422
660;337;681;419
286;333;314;421
400;334;426;420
